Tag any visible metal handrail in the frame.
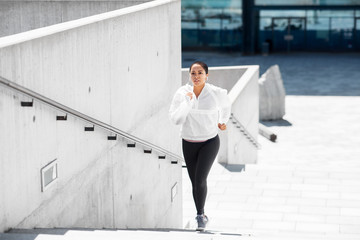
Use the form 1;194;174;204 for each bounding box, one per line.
229;113;261;149
0;76;183;162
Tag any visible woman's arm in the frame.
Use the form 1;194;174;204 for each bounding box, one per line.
169;90;194;125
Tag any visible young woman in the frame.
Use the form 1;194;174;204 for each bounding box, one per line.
169;61;231;231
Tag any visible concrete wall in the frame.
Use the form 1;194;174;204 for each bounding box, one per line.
0;0;152;37
225;66;259;164
0;0;182;232
182;65;259;165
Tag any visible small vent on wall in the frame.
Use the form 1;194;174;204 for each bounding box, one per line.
56;114;67;121
107;135;117;140
21;99;33;107
84;125;95;131
41;159;58;192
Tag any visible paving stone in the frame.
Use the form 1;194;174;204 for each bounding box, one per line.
298;206;340;216
257;204;298;214
262;189;302;198
253;220;296;231
283;213;326;223
301;191;340;199
340;225;360;234
327;215;360;225
296;222;340;234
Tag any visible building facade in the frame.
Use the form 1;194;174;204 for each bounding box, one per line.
181;0;360;53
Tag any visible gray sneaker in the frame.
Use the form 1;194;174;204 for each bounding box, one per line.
196;214;209;231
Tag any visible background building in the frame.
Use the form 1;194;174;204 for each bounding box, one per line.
181;0;360;54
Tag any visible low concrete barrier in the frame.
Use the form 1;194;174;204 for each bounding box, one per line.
259;64;286;121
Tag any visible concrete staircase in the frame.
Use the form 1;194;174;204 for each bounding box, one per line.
0;228;248;240
1;228;347;240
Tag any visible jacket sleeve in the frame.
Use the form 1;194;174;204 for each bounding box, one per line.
169;89;193;125
217;88;231;124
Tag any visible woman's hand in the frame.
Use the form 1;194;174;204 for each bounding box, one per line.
218;123;227;131
186;92;193;100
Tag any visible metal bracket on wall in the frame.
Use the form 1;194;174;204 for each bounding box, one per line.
21;99;33;107
84;125;95;131
107;135;117;140
144;149;152;154
56;114;67;121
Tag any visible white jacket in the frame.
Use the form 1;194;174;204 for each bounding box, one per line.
169;83;231;141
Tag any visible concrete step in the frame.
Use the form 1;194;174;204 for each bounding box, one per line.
0;228;248;240
3;228;357;240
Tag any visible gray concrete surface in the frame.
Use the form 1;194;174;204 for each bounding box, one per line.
182;52;360;239
0;0;182;232
0;0;153;37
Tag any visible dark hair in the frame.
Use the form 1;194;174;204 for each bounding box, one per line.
189;61;208;74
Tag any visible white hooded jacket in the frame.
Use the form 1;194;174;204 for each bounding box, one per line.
169;83;231;141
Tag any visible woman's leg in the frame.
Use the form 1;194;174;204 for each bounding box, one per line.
182;135;220;215
182;140;201;210
194;135;220;215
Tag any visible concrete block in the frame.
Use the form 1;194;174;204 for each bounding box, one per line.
259;64;286;121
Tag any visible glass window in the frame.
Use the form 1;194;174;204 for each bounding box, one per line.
199;9;222;30
260;17;272;30
181;0;243;50
308;10;355;17
260;10;306;17
331;17;354;31
329;17;355;50
256;0;360;5
182;0;241;9
223;9;242;30
307;17;330;30
272;18;288;31
357;10;360;17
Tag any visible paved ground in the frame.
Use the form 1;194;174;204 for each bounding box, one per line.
182;52;360;239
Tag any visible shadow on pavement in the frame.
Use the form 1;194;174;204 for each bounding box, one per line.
261;118;292;127
220;163;246;172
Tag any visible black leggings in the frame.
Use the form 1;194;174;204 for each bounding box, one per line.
182;135;220;215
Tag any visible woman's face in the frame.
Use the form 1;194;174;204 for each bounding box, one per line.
190;64;208;88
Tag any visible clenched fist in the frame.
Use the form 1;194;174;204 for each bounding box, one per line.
186;92;193;100
218;123;227;131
